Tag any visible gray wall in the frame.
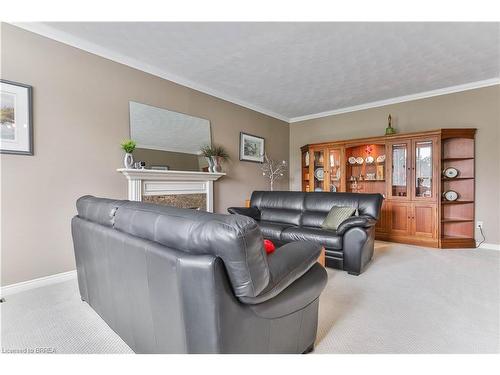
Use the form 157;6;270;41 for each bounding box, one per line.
289;85;500;245
0;24;289;286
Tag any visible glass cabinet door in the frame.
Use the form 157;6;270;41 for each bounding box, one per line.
413;140;434;199
328;148;342;192
311;149;326;192
389;142;409;199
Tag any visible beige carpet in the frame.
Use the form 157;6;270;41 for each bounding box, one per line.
1;242;499;353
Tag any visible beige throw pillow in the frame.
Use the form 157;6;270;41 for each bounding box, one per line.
321;206;356;230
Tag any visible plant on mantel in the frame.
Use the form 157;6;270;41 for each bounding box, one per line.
261;154;287;191
121;139;136;169
199;144;230;173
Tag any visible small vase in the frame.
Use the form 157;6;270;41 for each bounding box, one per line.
206;157;215;172
123;153;134;169
212;156;223;173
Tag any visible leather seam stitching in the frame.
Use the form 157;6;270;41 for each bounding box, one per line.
240;231;256;296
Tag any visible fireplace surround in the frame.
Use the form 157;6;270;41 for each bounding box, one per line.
117;168;225;212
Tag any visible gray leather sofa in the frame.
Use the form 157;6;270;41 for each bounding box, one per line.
71;196;327;354
228;191;383;275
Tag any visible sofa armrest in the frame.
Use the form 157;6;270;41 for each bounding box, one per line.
239;241;322;304
227;206;261;221
336;215;377;235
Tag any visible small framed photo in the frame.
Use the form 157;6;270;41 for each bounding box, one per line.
1;80;33;155
239;132;265;163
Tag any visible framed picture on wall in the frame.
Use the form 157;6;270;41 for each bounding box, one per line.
239;132;265;163
1;80;33;155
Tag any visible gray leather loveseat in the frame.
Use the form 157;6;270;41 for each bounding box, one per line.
72;196;327;354
228;191;383;275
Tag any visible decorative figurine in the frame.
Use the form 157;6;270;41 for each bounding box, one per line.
385;114;396;135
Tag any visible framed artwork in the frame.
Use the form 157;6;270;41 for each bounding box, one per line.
239;132;265;163
1;80;33;155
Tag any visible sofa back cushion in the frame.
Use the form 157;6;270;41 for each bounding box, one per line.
250;191;304;226
76;196;270;299
76;195;128;227
249;191;383;229
302;192;382;226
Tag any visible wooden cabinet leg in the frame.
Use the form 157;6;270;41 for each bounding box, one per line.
318;247;326;267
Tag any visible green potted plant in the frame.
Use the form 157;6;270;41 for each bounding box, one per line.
121;139;136;169
200;144;229;172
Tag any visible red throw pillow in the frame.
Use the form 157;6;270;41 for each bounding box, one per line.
264;239;276;254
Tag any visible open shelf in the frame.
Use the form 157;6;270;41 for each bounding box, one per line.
345;143;386;194
441;200;474;205
442;235;474;239
442;177;474;181
442;138;474;160
441;157;474;162
440;134;475;244
441;221;474;239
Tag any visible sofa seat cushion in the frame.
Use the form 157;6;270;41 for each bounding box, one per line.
248;263;327;319
239;241;323;305
259;221;294;241
281;226;342;250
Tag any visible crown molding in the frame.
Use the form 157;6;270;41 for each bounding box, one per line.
289;78;500;123
10;23;500;125
11;22;290;123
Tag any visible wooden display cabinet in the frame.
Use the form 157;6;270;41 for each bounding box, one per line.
301;128;476;248
301;146;345;193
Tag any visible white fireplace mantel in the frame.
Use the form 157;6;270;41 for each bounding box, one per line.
117;168;225;212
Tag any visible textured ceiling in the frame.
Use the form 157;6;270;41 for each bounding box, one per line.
36;22;500;121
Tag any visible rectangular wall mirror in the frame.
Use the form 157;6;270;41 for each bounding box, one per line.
129;101;211;171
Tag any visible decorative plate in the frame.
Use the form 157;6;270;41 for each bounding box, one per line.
365;156;374;164
443;190;459;201
330;185;337;192
348;156;357;164
443;167;459;179
376;155;386;163
314;168;325;181
356;157;364;164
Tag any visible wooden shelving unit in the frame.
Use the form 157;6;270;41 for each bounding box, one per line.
440;131;476;248
301;128;476;249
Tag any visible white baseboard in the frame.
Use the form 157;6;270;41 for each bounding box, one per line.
1;270;77;298
478;243;500;251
